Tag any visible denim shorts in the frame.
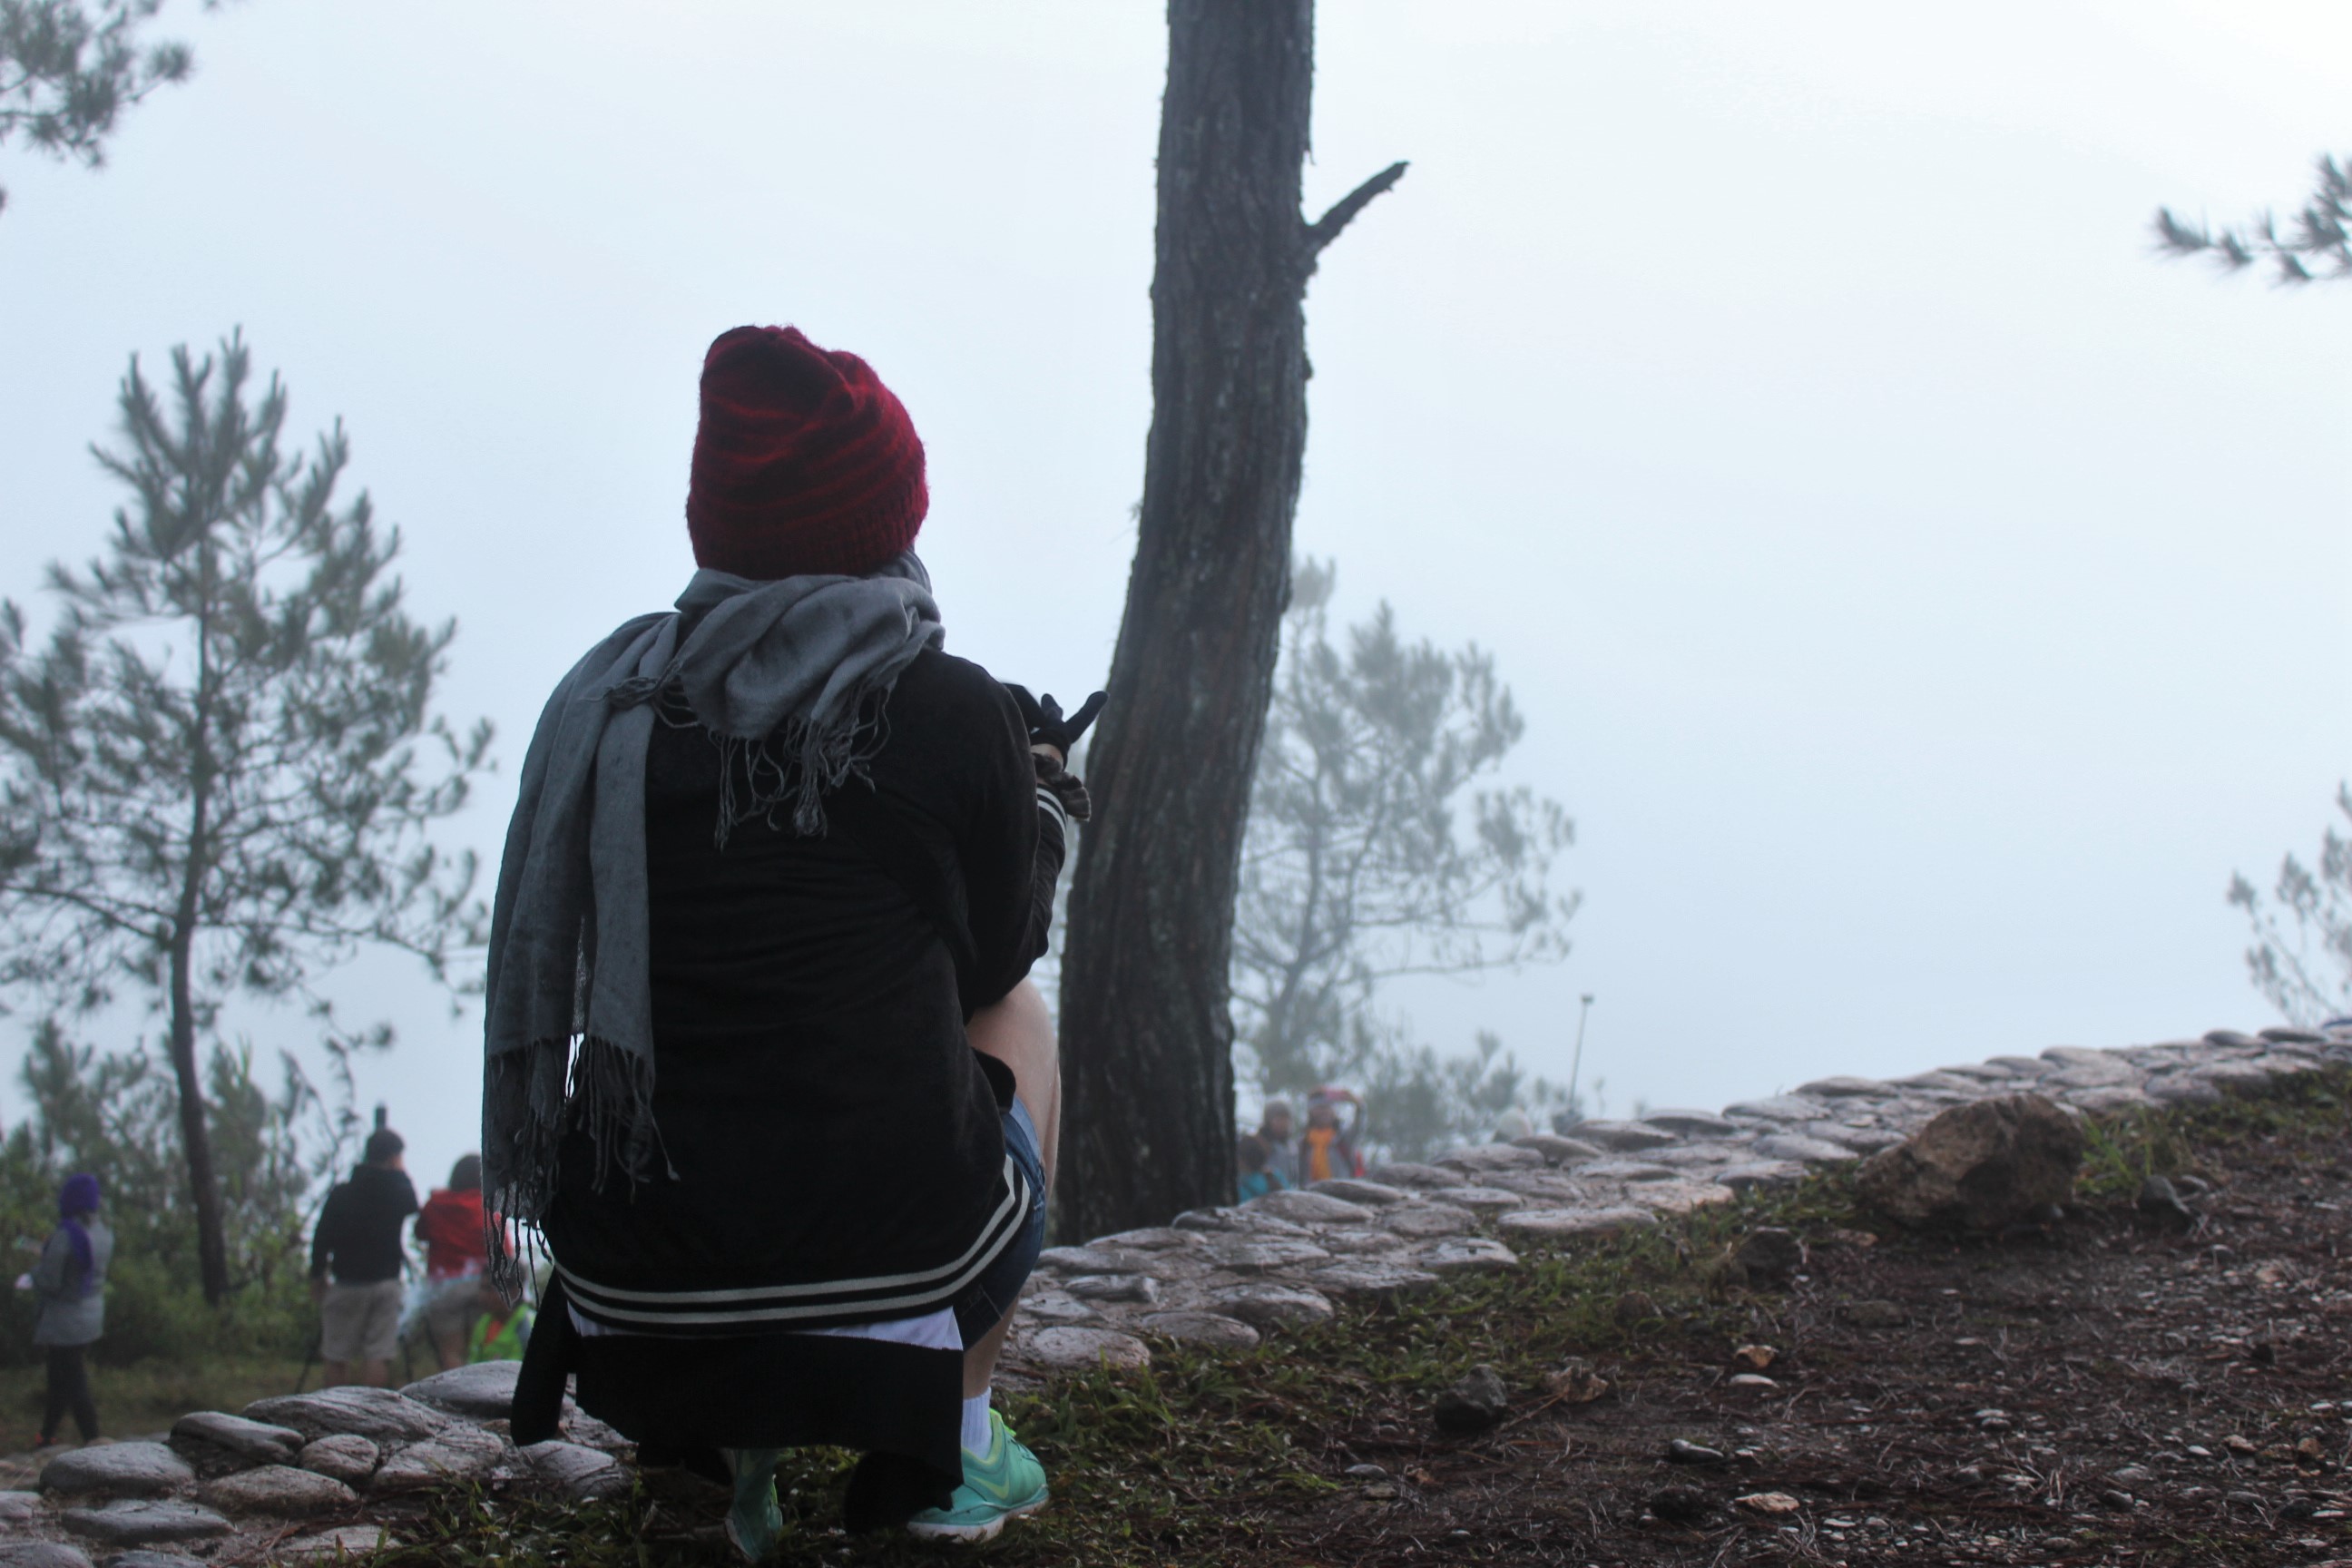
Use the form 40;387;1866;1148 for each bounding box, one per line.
950;1098;1046;1346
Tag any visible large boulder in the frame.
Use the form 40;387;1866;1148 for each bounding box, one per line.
1856;1093;2082;1231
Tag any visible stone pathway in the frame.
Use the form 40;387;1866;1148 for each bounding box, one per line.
0;1365;626;1566
992;1024;2352;1379
0;1024;2337;1563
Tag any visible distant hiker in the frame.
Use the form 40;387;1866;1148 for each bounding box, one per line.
1300;1093;1364;1183
309;1125;419;1388
21;1172;111;1446
1255;1101;1299;1187
467;1283;534;1363
486;326;1099;1555
1235;1135;1289;1203
416;1152;490;1371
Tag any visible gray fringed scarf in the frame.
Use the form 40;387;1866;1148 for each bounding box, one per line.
481;554;942;1289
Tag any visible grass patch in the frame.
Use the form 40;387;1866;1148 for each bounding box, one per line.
0;1354;308;1451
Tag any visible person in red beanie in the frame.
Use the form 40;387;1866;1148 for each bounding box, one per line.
489;326;1100;1555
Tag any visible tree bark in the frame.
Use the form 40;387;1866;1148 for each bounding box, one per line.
174;554;230;1307
1056;0;1402;1240
170;895;230;1305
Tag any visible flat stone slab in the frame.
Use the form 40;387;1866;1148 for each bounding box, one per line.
1035;1244;1157;1274
1723;1095;1833;1122
244;1387;447;1445
1207;1284;1335;1329
1016;1291;1102;1326
1200;1238;1330;1274
59;1504;228;1548
1509;1134;1603;1164
1315;1228;1405;1255
1416;1237;1519;1274
1063;1273;1158;1304
368;1426;506;1494
167;1411;304;1470
296;1436;379;1487
1308;1179;1408;1206
1307;1261;1441;1301
1432;1144;1545;1175
1024;1327;1151;1373
1249;1190;1374;1226
1571;1120;1681;1152
2045;1059;2141;1089
1365;1161;1469;1189
0;1492;42;1523
1378;1204;1477;1240
1796;1077;1892;1098
0;1545;92;1568
1440;1186;1525;1212
520;1440;624;1501
1640;1110;1741;1137
1137;1311;1260;1351
276;1525;387;1561
1092;1227;1200;1251
1574;1158;1680;1181
40;1446;191;1500
199;1465;357;1518
1496;1205;1659;1239
399;1360;521;1419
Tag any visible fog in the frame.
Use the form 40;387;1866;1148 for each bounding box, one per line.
4;1;2348;1186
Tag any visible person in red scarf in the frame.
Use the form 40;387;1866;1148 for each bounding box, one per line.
416;1154;488;1371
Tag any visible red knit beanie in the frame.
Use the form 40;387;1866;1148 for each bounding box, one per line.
684;326;928;579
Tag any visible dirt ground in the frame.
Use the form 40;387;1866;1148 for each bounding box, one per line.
1277;1108;2352;1565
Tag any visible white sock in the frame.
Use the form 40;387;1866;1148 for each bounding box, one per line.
960;1391;993;1455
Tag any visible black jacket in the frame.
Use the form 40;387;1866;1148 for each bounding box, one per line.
527;645;1065;1483
544;646;1063;1328
309;1164;420;1285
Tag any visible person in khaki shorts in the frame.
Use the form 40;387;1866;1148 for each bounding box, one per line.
309;1126;419;1387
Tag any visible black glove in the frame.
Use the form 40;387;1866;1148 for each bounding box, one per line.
1004;685;1107;758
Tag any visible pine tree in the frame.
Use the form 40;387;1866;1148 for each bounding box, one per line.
1232;561;1576;1154
0;0;203;214
0;332;490;1304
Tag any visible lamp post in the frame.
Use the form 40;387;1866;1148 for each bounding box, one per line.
1565;994;1595;1122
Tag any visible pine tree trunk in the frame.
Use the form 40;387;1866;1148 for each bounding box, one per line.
1056;0;1402;1240
168;914;230;1305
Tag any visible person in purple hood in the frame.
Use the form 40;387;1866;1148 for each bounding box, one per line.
22;1172;111;1446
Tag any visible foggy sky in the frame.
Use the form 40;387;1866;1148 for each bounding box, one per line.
4;1;2349;1188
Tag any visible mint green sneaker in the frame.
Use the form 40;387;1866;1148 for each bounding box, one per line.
905;1410;1050;1544
720;1446;783;1562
